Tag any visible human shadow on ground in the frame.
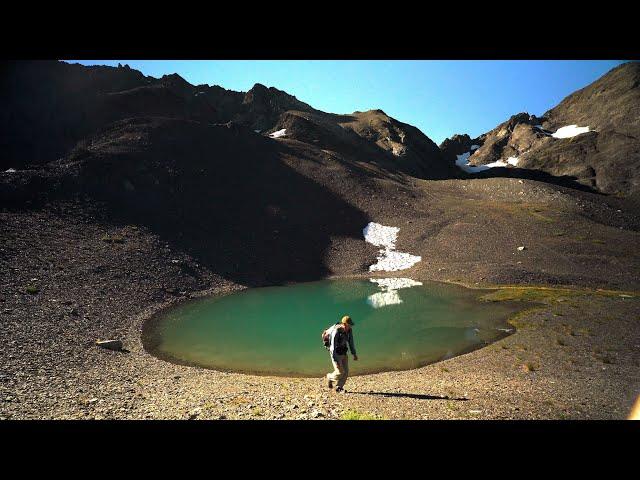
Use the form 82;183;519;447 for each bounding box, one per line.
347;391;469;401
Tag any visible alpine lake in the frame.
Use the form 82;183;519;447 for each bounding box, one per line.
143;279;524;377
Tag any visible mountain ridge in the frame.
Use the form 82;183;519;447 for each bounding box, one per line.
1;60;455;180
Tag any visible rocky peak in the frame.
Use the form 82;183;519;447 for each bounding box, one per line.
243;83;311;112
159;73;193;97
243;83;269;102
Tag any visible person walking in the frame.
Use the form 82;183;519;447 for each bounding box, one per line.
324;315;358;392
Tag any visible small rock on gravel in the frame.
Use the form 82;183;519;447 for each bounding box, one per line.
96;340;123;351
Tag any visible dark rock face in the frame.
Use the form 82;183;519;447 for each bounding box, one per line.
439;134;474;163
238;83;314;132
0;61;453;180
439;62;640;197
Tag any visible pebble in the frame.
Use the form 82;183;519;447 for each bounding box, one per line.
96;340;123;351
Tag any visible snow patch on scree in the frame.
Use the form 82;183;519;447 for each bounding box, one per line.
551;125;590;139
456;153;509;173
363;223;421;272
456;152;519;173
269;129;287;138
367;278;423;308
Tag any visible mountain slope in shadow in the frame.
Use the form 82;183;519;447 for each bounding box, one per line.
1;60;455;180
29;117;373;286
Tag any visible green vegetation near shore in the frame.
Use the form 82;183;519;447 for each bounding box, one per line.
479;285;637;330
340;409;384;420
479;285;637;303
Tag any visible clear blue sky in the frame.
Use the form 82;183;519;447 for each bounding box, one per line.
65;60;625;144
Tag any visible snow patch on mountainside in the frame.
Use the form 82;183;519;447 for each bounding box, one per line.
456;152;509;173
551;125;590;139
269;129;287;138
363;222;422;272
456;152;520;173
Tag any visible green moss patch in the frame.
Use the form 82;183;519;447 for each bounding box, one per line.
340;409;383;420
479;286;637;331
479;286;636;304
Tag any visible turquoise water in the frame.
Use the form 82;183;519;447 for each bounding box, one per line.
143;279;519;377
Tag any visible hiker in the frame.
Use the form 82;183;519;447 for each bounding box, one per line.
323;315;358;392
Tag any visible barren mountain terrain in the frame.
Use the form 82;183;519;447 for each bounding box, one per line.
1;61;638;420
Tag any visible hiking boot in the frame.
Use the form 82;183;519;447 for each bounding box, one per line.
335;386;344;393
327;378;334;389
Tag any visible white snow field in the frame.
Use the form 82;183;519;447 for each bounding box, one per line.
551;125;590;138
455;151;520;173
367;277;423;308
455;152;512;173
363;222;399;248
269;129;287;138
363;222;422;272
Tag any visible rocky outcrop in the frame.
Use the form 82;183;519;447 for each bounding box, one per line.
464;113;544;167
439;134;476;164
270;108;458;179
340;110;455;179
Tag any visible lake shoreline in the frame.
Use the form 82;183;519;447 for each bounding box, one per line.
2;188;639;420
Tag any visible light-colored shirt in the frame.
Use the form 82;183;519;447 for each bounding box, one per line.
327;323;356;360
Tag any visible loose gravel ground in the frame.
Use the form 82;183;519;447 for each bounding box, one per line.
2;176;639;420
